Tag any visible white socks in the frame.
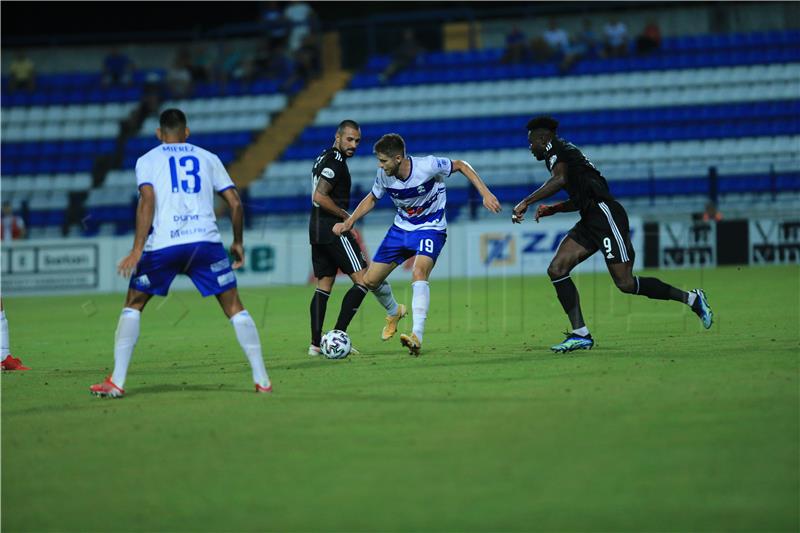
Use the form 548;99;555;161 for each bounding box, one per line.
686;291;697;307
372;280;399;316
111;308;141;388
411;280;430;342
573;326;590;337
1;310;9;358
230;310;270;388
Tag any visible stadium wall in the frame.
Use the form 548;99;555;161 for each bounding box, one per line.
3;215;799;297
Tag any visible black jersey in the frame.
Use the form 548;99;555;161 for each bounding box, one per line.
544;136;615;212
309;147;351;244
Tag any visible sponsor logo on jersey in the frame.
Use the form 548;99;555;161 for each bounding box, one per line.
134;274;151;288
417;185;426;194
173;214;200;222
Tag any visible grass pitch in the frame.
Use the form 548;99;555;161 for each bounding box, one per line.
2;265;798;532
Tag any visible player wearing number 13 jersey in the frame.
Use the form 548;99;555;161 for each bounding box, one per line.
333;133;502;356
511;116;713;354
89;109;272;398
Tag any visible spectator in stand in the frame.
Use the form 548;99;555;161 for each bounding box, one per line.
1;202;26;241
166;48;193;98
379;29;422;84
702;202;723;222
532;19;569;62
220;44;247;89
561;18;601;72
501;24;527;64
102;47;134;87
282;32;321;92
8;51;36;93
261;1;289;50
190;44;220;84
284;1;316;55
636;20;662;55
604;18;629;57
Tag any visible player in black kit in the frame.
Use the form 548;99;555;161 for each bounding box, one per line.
511;116;713;353
308;120;406;355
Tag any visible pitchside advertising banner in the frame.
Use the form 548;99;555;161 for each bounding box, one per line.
2;215;796;295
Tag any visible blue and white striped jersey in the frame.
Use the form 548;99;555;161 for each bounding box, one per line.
371;155;453;232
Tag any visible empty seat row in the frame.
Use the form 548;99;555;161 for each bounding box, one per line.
350;47;800;89
2;102;138;125
2;139;116;158
1;173;93;193
317;80;799;126
334;63;800;107
2;121;120;142
139;113;271;135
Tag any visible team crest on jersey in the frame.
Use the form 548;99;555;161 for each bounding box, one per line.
321;167;335;179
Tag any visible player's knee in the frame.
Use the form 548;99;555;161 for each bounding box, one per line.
363;276;380;291
547;262;570;280
411;266;429;281
614;276;636;294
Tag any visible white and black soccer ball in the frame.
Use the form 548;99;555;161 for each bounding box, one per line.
320;329;351;359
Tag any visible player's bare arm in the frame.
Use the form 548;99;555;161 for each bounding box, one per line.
535;199;578;222
118;184;155;277
221;187;245;269
313;178;350;220
333;192;378;236
451;159;502;213
512;162;568;223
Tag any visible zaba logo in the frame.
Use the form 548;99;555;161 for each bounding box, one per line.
480;233;516;266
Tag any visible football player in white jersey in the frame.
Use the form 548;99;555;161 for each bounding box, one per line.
333;133;501;355
90;109;272;397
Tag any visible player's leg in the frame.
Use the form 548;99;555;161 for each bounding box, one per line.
331;234;370;334
215;287;272;392
600;200;712;329
0;298;9;359
184;242;271;391
92;244;178;397
0;297;30;371
608;260;713;329
399;230;447;355
309;244;336;354
366;225;413;339
548;234;595;331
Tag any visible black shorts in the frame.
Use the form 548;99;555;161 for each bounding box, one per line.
568;200;635;264
311;234;368;278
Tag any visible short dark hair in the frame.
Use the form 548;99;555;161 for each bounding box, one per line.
374;133;405;157
526;116;559;133
337;119;360;133
160;108;187;132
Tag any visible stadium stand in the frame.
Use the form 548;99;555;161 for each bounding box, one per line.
2;27;799;238
250;29;800;225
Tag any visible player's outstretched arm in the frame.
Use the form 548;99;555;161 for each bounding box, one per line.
333;192;377;236
118;185;155;277
512;162;568;223
220;187;245;269
313;179;350;220
452;160;501;213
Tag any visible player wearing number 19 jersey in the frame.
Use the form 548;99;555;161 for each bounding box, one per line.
333;133;502;355
511;116;713;353
90;108;272;397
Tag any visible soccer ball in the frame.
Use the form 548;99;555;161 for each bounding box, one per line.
320;329;351;359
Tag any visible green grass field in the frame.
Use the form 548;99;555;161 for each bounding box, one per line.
2;265;798;532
